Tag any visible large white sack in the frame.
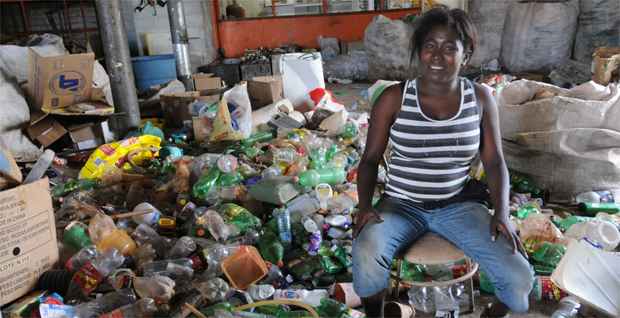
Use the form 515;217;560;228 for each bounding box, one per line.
0;61;41;162
364;15;416;81
501;0;579;73
573;0;620;64
467;0;514;67
504;128;620;202
498;80;620;140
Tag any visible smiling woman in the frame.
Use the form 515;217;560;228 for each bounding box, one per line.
353;5;534;318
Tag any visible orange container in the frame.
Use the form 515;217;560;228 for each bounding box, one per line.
96;229;137;256
221;245;268;290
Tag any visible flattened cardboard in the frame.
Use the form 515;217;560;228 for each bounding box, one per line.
27;111;68;147
193;73;222;92
27;49;94;112
248;75;283;109
0;178;58;305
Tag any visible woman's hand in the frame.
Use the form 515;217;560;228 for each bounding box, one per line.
490;213;527;259
353;208;384;239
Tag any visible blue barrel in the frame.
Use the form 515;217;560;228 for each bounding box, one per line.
131;54;177;91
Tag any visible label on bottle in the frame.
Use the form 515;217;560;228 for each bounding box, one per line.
72;262;104;296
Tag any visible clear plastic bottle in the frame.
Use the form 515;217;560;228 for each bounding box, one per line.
247;284;276;301
99;298;158;318
132;224;172;257
72;289;136;318
134;275;176;304
273;147;297;165
167;236;197;259
68;248;126;298
273;208;292;246
89;213;137;256
196;277;230;302
286;193;321;221
217;154;239;173
141;258;194;282
131;202;162;226
202;243;237;278
273;289;329;307
551;296;581;318
204;209;235;242
65;245;99;273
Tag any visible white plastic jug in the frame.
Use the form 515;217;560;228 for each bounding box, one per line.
565;220;620;251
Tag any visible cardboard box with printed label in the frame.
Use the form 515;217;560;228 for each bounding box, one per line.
27;49;95;112
0;178;58;306
248;75;283;109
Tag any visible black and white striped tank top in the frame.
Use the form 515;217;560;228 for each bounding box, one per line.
385;77;481;202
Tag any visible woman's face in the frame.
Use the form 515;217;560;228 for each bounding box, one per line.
418;25;467;84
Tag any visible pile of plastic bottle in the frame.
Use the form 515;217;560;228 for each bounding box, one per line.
12;112;376;318
5;90;620;317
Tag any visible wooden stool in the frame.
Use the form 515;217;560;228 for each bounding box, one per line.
390;232;479;314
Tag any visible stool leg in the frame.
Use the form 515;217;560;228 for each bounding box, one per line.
392;259;402;300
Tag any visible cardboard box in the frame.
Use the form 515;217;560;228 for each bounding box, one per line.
248;75;283;109
0;178;58;306
592;47;620;85
67;121;114;151
27;111;68;147
27;49;94;111
193;73;222;92
160;91;200;128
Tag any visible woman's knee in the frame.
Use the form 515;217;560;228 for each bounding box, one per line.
493;259;534;313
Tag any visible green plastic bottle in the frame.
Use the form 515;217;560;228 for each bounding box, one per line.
258;231;285;267
192;168;221;201
241;131;274;147
316;298;350;318
341;122;358;139
579;202;620;215
298;168;346;187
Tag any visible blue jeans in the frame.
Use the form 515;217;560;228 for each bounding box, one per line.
352;196;534;313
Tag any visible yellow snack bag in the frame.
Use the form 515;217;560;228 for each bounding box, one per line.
79;135;161;179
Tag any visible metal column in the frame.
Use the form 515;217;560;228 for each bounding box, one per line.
95;0;141;136
167;0;194;91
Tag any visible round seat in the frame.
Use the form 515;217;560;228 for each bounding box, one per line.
403;232;466;265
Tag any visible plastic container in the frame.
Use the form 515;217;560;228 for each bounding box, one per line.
131;54;176;91
564;220;620;251
551;240;620;317
96;229;137;256
221;245;268;290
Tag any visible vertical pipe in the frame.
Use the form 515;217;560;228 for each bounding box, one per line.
322;0;329;14
95;0;141;136
19;1;31;34
167;0;194;91
271;0;276;17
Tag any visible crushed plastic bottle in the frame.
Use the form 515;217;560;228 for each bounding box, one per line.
68;248;126;299
551;296;581;318
134;275;176;304
167;236;197;259
99;298;158;318
72;289;137;318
